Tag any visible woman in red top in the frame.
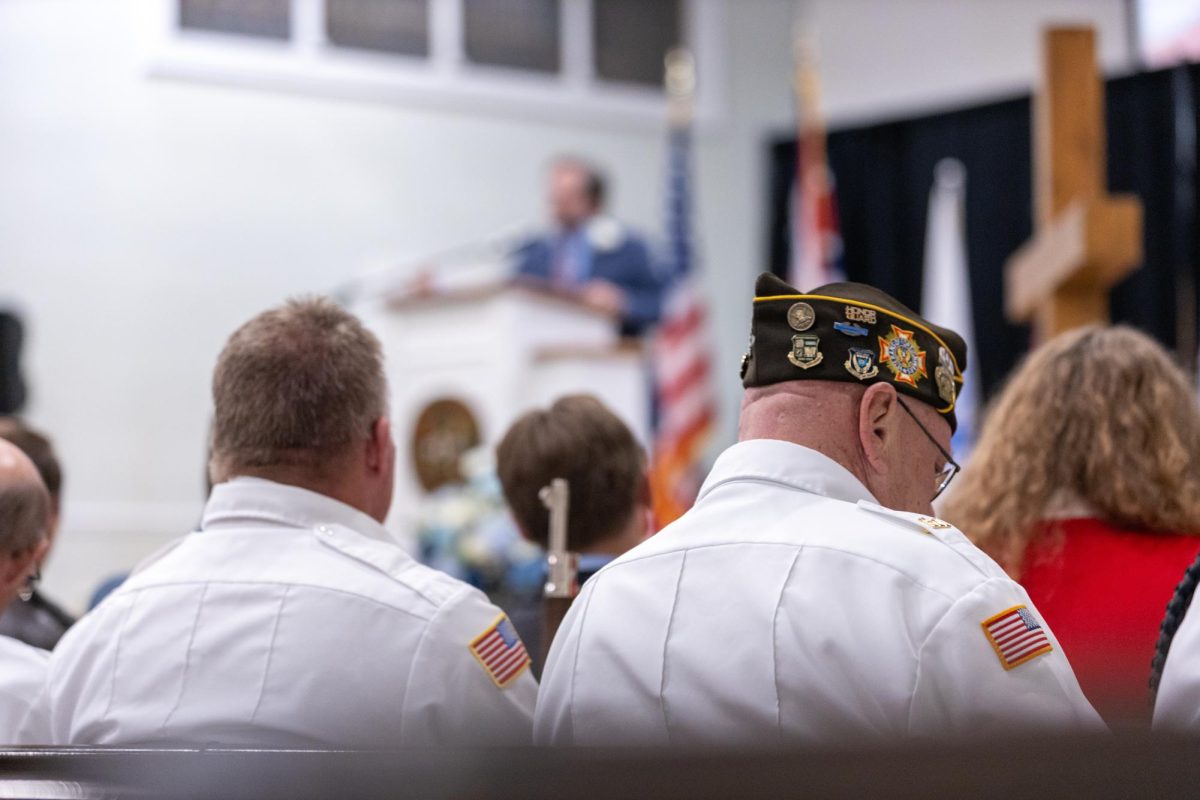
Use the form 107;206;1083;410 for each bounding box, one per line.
941;326;1200;726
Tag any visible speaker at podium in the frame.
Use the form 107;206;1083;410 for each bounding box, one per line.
353;262;651;551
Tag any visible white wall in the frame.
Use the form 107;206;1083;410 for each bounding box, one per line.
0;0;1135;614
0;0;797;613
803;0;1132;126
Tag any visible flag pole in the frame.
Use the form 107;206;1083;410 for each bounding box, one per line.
790;31;842;289
649;45;714;528
793;33;826;185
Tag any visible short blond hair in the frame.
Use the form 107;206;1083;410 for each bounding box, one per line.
941;326;1200;574
210;297;387;483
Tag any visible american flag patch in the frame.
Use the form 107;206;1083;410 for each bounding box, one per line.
981;605;1053;670
469;614;530;688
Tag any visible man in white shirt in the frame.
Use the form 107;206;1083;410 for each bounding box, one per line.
22;298;536;747
535;273;1102;746
0;439;51;739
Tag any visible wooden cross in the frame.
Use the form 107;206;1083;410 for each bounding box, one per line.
1004;27;1143;343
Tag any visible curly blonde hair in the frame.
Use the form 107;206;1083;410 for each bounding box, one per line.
940;325;1200;575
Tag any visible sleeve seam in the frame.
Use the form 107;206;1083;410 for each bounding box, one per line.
905;577;1003;733
399;584;474;745
566;577;600;740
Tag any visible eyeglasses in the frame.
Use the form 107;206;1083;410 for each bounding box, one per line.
897;397;960;500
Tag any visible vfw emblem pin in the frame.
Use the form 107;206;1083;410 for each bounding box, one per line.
878;325;927;387
787;334;823;369
844;347;879;380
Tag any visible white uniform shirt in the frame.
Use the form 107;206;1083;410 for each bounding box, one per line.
535;440;1102;745
20;478;536;747
1153;601;1200;729
0;634;46;741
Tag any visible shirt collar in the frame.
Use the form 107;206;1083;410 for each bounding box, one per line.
696;439;878;506
201;477;396;545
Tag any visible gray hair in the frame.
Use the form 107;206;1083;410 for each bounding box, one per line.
210;297;388;482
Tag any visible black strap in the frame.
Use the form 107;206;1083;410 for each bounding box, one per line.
1150;549;1200;695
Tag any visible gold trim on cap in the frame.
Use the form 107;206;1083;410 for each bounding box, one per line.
754;292;962;416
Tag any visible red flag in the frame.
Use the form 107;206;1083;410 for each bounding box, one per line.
789;38;843;290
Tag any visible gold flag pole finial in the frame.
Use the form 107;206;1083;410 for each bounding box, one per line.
792;31;823;134
665;47;695;126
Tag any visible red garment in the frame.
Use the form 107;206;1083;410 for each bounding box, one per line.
1019;518;1200;726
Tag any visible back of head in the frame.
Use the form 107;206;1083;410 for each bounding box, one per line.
942;325;1200;572
738;273;968;515
741;273;967;430
210;297;388;485
0;439;48;562
0;417;62;507
497;395;645;553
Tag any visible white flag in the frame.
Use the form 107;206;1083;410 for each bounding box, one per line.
921;158;979;462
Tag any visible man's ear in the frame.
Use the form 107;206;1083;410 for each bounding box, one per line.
639;472;657;539
859;383;898;473
638;469;652;508
0;539;46;599
365;416;393;474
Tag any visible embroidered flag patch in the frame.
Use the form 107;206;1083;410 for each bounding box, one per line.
469;614;531;688
982;605;1053;670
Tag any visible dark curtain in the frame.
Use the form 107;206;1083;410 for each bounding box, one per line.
0;311;26;415
768;65;1200;399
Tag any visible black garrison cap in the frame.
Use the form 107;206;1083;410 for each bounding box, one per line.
740;273;968;432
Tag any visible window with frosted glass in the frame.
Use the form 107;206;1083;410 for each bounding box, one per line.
464;0;560;74
593;0;682;87
326;0;430;57
179;0;291;40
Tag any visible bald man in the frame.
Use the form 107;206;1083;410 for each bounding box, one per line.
0;439;50;737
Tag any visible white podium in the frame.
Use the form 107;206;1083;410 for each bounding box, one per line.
354;281;650;548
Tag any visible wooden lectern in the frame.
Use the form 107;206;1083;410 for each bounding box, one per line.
354;281;650;547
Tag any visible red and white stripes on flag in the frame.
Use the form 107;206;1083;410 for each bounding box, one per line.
651;284;715;526
649;115;715;527
469;615;530;688
981;605;1053;670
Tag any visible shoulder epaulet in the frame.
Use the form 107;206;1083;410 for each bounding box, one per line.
856;501;956;536
312;523;409;578
855;501;1008;580
128;536;188;578
311;523;462;607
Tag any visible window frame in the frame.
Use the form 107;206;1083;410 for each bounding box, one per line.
147;0;728;131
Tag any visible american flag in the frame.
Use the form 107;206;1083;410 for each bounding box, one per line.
649;76;716;528
789;37;844;291
982;606;1053;670
469;615;530;687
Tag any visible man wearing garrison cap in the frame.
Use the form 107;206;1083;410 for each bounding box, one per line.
535;274;1102;745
